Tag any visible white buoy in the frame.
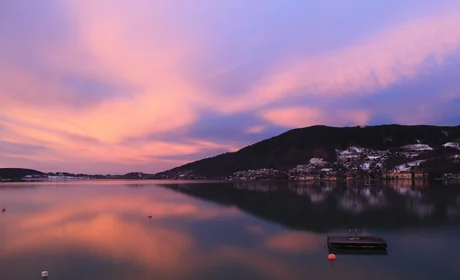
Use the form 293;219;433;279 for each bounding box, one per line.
41;271;49;278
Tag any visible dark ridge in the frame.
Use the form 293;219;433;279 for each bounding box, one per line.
0;168;44;180
155;124;460;178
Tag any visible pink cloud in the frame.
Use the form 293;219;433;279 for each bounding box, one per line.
206;4;460;113
245;125;266;134
0;116;239;173
262;106;370;128
1;1;460;172
1;1;246;172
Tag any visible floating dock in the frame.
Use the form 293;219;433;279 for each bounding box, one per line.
327;235;387;252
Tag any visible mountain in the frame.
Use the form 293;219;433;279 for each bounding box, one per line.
154;124;460;179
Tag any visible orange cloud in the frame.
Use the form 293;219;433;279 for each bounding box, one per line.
0;115;239;172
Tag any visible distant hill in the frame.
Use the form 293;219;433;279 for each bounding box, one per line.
0;168;154;181
154;124;460;179
117;172;154;179
0;168;44;180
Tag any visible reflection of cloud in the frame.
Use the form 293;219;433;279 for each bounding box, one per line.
247;225;265;235
1;187;242;277
7;214;194;273
14;196;240;231
265;231;322;253
208;246;302;280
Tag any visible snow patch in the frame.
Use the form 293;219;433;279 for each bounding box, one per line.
309;158;326;165
395;165;412;172
337;149;354;156
360;162;371;170
395;160;426;171
343;154;359;159
402;152;420;158
408;160;426;166
349;147;364;153
367;155;382;160
402;144;433;151
443;142;460;149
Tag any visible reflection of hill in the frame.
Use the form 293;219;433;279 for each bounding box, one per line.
161;182;460;232
0;183;40;189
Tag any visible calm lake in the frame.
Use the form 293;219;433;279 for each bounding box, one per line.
1;180;460;279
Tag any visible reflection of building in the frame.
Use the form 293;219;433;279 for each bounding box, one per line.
295;175;318;181
385;171;412;180
323;175;337;181
444;173;460;180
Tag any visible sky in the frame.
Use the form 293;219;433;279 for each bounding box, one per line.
1;0;460;174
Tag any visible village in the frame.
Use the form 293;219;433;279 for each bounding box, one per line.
227;145;460;182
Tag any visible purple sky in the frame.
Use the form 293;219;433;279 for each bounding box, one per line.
1;0;460;173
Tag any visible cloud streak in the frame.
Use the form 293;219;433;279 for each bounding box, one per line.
206;4;460;113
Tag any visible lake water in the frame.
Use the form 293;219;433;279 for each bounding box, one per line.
1;180;460;279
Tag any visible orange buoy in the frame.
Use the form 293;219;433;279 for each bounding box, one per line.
328;254;336;261
1;207;5;212
148;214;152;219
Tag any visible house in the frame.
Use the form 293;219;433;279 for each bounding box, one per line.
346;174;356;180
413;170;428;179
398;171;413;180
385;171;412;180
324;176;337;181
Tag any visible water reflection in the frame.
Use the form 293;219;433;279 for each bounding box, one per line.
163;181;460;231
1;180;460;279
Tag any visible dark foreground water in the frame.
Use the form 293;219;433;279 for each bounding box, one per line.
1;180;460;279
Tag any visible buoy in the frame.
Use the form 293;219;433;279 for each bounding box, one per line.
1;207;5;212
148;214;152;219
41;271;49;278
328;254;336;261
